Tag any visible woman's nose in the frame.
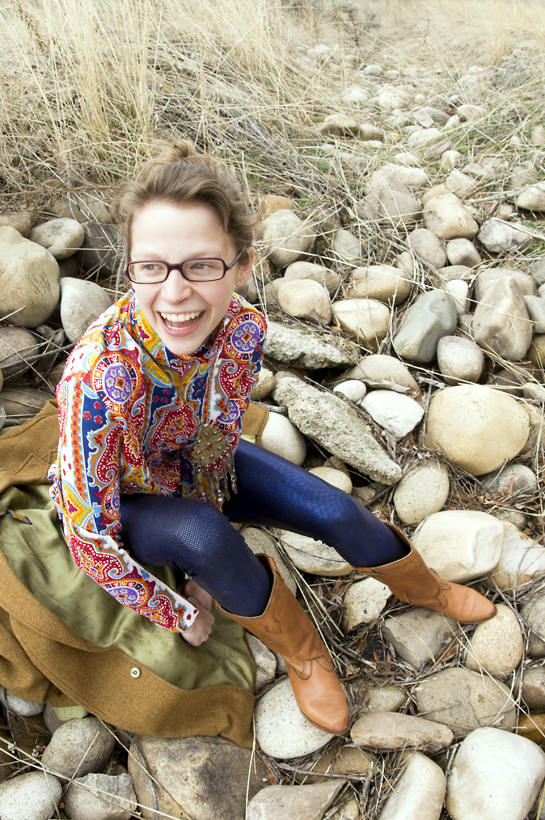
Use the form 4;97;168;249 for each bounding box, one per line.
162;268;194;301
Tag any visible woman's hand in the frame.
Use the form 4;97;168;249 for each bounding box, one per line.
184;579;213;612
181;580;215;646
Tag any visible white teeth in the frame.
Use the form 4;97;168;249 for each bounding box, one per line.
160;311;202;322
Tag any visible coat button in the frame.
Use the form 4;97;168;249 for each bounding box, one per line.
130;667;141;679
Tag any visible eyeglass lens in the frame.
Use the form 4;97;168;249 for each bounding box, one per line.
128;259;225;283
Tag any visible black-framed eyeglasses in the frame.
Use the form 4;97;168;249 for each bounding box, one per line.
126;248;247;284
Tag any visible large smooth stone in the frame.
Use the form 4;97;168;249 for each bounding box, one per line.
351;712;453;753
383;608;457;670
368;163;429;189
423;194;479;239
262;210;315;267
522;668;545;710
443;279;469;315
374;185;422;228
63;773;137;820
522;592;545;657
60;277;113;343
446;728;545;820
247;781;345;820
0;226;59;327
360;390;424;441
393;461;450;525
332;298;391;349
465;604;523;679
0;326;41;381
413;668;516;737
351;265;412;305
475;268;536;301
280;531;352;576
346;354;419;394
446;238;482;267
358;685;406;715
76;221;121;275
473;278;533;361
41;717;116;782
277;279;331;325
436;336;484;384
250;366;275;400
29;217;85;260
524;295;545;333
393;290;457;363
478;218;531;253
377;752;446;820
263;321;358;369
424;385;529;475
0;772;62;820
259;412;307;465
484;522;545;593
308;466;353;493
411;510;503;582
333;228;361;261
407;228;447;268
343;578;391;630
517;182;545;211
284;261;341;295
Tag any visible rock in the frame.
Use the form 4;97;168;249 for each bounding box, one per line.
351;265;412;305
492;509;527;530
0;227;60;327
247;781;345;820
533;258;545;285
259;195;296;218
407;128;445;152
522;667;545;710
478;218;531;253
436;264;472;282
383;608;457;669
445;170;477;199
524;295;545;333
29;218;85;260
242;527;297;595
284;261;341;295
522;592;545;657
307;744;375;778
272;375;402;484
263;322;358;369
331;298;392;349
422;184;450;205
317;113;360;137
277;279;331;325
351;711;453;753
247;635;277;691
280;530;352;577
333;380;367;404
0;772;62;820
377;752;446;820
76;222;121;275
446;238;482;267
308;466;352;493
475;268;536;300
393;290;457;363
446;727;545;820
53;193;110;223
341;85;370;104
250;367;275;400
485;522;545;593
413;667;516;737
407;229;447;268
441;150;463;170
378;92;410;111
411;510;503;582
129;735;267;820
368;164;429;190
41;716;116;781
464;162;495;181
482;463;537;496
393;461;449;526
346;354;419;394
516;182;545;211
423;194;479;240
465;604;523;679
0;387;53;427
0;212;32;236
529;334;545;367
255;678;334;758
358;685;406;715
531;126;545;146
343;578;391;630
63;773;137;820
60;277;113;343
436;335;484;384
332;228;361;261
374;185;422;228
0;406;5;432
0;690;43;717
262;210;315;267
259;412;306;465
424;385;529;475
443;280;469;315
0;326;41;381
364;64;383;75
393;152;421;167
359;124;383;140
473;278;533;361
361;390;424;441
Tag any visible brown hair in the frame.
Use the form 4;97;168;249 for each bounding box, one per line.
111;141;255;265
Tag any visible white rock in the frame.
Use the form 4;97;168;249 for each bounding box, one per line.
408;228;447;269
250;367;275;400
343;577;391;630
411;510;504;582
63;773;137;820
393;152;421;167
478;218;531;253
441;150;463;170
29;217;85;260
485;522;545;593
393;461;450;526
446;728;545;820
378;92;410;111
281;530;352;577
0;772;62;820
465;603;523;679
437;336;484;384
364;64;383;75
263;321;358;370
333;379;367;404
41;716;117;781
346;354;419;394
60;277;112;343
524;295;545;333
255;678;334;758
247;635;277;691
407;128;444;151
361;390;424;441
351;711;453;753
0;226;60;328
445;170;478;199
332;228;361;261
259;412;306;465
351;265;412;305
444;279;470;314
446;238;482;267
332;298;392;349
284;261;341;295
516;182;545;212
369;163;429;189
308;466;353;493
262;210;315;267
342;86;370;104
383;608;457;670
277;279;331;325
424;194;479;240
377;752;446;820
247;781;345;820
1;690;43;717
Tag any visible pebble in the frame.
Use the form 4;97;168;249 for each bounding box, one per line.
308;466;353;493
482;463;537;496
259;412;307;465
0;226;60;328
277;279;332;325
360;390;424;441
456;103;486;120
423;194;479;240
77;221;121;275
332;228;361;261
522;667;545;710
474;268;536;301
317;113;360;137
422;184;450;205
477;218;531;253
0;772;62;820
440;150;463;170
393;152;421;167
373;185;422;228
347;354;419;394
342;86;370;104
445;170;477;199
63;773;137;820
407;228;447;268
0;690;43;717
436;335;484;384
474;277;533;361
343;578;391;630
485;522;545;593
351;264;412;304
29;217;85;260
333;379;367;404
424;385;529;475
0;326;41;381
280;530;352;576
444;279;470;314
368;164;429;190
407;128;444;152
41;716;117;781
446;728;545;820
411;510;503;582
522;591;545;657
262;210;315;266
246;635;277;691
516;182;545;212
351;711;453;753
250;366;275;400
358;685;406;715
284;261;341;295
524;294;545;333
413;667;517;736
272;375;402;484
60;277;113;343
255;678;334;758
263;321;358;369
446;238;482;267
307;744;375;779
331;298;392;350
377;752;446;820
436;264;471;282
383;608;457;669
392;290;457;363
364;64;383;75
247;781;345;820
0;212;32;236
393;461;449;525
359;124;384;140
465;603;523;679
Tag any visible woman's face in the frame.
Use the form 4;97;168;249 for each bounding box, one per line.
130;201;253;357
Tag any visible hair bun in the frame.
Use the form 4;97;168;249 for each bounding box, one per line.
159;139;197;163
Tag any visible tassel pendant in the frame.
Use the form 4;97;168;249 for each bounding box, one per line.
190;423;237;506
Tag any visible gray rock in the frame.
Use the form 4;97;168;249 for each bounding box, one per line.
262;210;315;267
423;194;479;240
63;773;137;820
0;212;32;236
128;735;267;820
0;772;62;820
473;278;533;361
247;781;345;820
374;185;422;228
478;218;531;253
482;463;537;496
393;461;450;526
525;294;545;332
383;608;457;669
436;335;484;384
377;752;446;820
343;578;391;630
0;226;60;328
522;592;545;657
259;411;307;465
351;711;453;753
41;717;116;782
358;685;406;715
29;218;85;260
484;522;545;594
475;268;536;301
407;228;447;269
413;667;516;737
52;193;110;223
332;228;361;261
360;390;424;441
60;277;113;343
277;279;331;325
76;222;122;276
445;170;478;199
263;321;358;369
522;667;545;710
392;290;457;363
351;264;412;305
284;261;341;295
516;182;545;211
436;264;472;282
272;375;402;484
317;113;360;137
246;635;277;691
0;387;53;427
446;238;482;267
250;367;275;400
280;531;352;576
465;603;523;679
346;354;419;394
331;298;392;349
0;326;41;381
532;258;545;285
0;690;43;717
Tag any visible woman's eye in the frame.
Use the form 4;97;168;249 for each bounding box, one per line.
142;263;162;272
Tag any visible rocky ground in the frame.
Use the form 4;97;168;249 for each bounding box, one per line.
2;1;545;818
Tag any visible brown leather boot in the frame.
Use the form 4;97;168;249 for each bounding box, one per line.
358;522;496;624
215;555;349;735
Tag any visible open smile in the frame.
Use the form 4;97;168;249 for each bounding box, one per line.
159;310;205;334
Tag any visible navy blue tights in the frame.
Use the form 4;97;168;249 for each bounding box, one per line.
119;439;407;617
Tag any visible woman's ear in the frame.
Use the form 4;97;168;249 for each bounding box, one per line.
235;247;255;287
